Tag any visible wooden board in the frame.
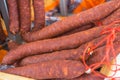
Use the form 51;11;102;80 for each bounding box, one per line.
0;72;35;80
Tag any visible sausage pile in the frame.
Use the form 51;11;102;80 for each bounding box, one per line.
2;0;120;79
7;0;45;34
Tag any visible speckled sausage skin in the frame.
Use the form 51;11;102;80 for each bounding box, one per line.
68;73;104;80
2;25;107;65
18;0;31;33
102;8;120;25
60;24;94;36
7;0;19;34
54;73;104;80
18;43;90;66
22;0;120;42
0;21;6;43
87;41;120;68
18;33;120;66
33;0;45;30
8;40;20;50
65;7;120;36
3;60;85;79
66;7;120;36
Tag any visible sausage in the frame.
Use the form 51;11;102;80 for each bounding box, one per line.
8;40;20;50
68;73;104;80
2;25;109;65
32;0;45;31
94;8;120;26
18;0;31;33
3;60;85;79
86;41;120;69
60;23;94;36
7;0;19;34
18;32;120;66
18;42;89;66
53;73;105;80
22;0;120;42
102;8;120;25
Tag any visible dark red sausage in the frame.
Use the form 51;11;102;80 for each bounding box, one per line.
68;73;104;80
18;33;120;66
8;40;20;50
32;0;45;31
87;41;120;68
22;0;120;42
102;8;120;25
3;60;85;79
18;0;31;33
18;42;89;66
60;23;94;36
7;0;19;34
2;24;120;65
2;25;109;65
19;34;120;66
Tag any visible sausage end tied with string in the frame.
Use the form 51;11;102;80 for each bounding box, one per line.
82;19;120;79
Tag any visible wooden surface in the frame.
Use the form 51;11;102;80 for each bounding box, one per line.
0;72;35;80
